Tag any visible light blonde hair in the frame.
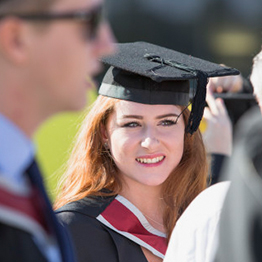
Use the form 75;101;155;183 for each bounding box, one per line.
54;95;208;241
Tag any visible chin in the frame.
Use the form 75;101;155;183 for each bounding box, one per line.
143;179;167;187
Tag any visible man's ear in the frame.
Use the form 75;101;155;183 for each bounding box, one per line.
0;18;29;64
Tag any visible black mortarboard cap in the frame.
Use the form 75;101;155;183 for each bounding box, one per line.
99;41;239;134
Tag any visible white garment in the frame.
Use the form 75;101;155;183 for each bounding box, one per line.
164;182;230;262
0;113;34;188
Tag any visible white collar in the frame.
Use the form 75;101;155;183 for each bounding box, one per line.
0;114;35;186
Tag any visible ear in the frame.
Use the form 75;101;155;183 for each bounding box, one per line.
100;123;109;143
0;18;29;64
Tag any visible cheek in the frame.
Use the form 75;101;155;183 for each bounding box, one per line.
179;137;185;159
176;135;185;156
45;29;88;74
168;130;185;156
109;132;135;160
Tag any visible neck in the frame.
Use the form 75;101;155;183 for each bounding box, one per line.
2;109;46;138
120;183;165;231
0;82;49;138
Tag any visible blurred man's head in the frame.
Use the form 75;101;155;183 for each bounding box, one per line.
251;50;262;112
0;0;115;136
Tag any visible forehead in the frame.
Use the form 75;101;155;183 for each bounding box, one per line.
113;100;182;116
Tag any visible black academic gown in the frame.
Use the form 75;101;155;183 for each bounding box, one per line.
56;195;149;262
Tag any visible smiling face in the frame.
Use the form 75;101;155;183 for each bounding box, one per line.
103;100;185;191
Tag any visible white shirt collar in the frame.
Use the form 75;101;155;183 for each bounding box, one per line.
0;114;35;185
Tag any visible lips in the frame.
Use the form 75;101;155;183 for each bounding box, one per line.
136;155;165;164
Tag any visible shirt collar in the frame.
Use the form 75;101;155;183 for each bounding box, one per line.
0;114;35;184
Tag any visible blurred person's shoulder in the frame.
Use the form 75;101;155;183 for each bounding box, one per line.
177;182;231;228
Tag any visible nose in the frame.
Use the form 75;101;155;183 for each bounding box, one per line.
141;136;160;150
94;22;117;57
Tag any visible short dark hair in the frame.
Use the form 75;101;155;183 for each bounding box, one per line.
0;0;54;14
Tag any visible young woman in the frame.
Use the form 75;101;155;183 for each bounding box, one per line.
54;42;239;262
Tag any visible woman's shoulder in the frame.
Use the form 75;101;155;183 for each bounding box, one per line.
56;194;116;221
55;195;122;261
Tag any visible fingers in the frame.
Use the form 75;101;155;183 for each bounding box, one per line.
208;76;231;93
207;77;225;93
206;83;230;118
203;106;212;120
208;75;243;93
206;85;220;116
215;98;227;116
202;87;232;156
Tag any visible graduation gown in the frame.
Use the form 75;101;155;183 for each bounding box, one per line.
56;194;167;262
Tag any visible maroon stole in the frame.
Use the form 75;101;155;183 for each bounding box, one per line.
97;195;167;259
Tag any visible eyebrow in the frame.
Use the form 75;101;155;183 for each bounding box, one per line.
121;115;143;119
121;113;180;120
156;113;180;119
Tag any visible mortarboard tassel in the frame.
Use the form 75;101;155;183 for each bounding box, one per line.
144;54;207;134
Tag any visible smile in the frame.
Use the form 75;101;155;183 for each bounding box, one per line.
136;156;165;164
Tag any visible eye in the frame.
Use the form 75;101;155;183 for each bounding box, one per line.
122;121;141;128
159;118;178;126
